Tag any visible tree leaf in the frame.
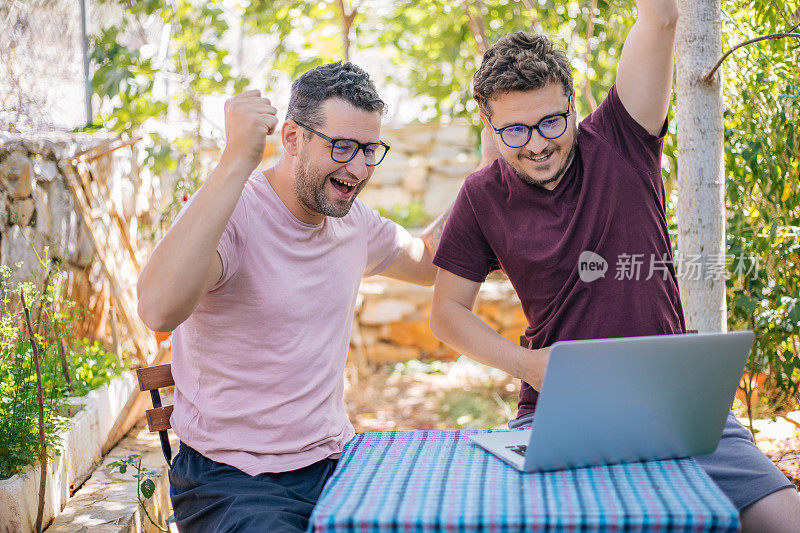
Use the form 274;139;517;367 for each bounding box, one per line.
141;478;156;499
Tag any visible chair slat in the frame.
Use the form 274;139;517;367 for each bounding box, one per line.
146;405;174;432
137;363;174;391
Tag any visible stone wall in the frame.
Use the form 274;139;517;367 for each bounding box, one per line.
359;121;479;217
0;132;159;354
353;277;527;365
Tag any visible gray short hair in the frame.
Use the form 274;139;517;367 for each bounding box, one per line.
286;62;386;130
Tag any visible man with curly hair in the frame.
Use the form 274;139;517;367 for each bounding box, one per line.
430;2;800;531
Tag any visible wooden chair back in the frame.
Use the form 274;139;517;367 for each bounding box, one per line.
135;363;175;466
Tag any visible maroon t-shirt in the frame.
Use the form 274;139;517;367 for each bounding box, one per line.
433;85;686;417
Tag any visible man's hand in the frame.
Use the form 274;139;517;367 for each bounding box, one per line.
478;126;501;170
219;90;279;176
516;346;550;391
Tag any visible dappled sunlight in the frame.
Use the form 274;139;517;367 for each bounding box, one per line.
345;358;518;431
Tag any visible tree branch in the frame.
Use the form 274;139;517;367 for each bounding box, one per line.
781;414;800;430
517;0;538;31
464;0;488;54
582;0;599;111
703;33;800;85
22;291;47;533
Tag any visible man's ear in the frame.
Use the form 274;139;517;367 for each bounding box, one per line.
282;120;301;156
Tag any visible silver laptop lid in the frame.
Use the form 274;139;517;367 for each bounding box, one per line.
524;331;754;471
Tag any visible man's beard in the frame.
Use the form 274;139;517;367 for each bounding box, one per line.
294;150;365;218
510;134;578;189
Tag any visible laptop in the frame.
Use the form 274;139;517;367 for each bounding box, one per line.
469;331;754;472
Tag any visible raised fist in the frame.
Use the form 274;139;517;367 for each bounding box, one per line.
220;90;279;174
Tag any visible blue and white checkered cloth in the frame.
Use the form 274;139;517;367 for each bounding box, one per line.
308;430;739;532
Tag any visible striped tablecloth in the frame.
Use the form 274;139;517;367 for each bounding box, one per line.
308;430;739;532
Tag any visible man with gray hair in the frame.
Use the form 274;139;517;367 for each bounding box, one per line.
137;62;450;531
430;2;800;531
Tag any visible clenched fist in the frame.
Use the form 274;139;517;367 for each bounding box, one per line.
220;90;279;176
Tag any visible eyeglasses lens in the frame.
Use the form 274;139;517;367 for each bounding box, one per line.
500;115;568;148
331;140;387;166
538;115;567;139
500;125;530;148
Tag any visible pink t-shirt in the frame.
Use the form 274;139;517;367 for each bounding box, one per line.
169;170;411;475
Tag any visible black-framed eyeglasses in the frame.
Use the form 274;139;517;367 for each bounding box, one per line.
486;94;573;148
294;120;390;166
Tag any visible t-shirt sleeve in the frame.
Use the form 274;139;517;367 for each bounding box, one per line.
213;193;249;289
581;84;668;174
357;201;414;277
432;183;500;283
171;183;250;291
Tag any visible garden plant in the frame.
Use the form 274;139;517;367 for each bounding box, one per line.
0;257;125;481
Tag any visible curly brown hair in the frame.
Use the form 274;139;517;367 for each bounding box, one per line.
473;32;573;118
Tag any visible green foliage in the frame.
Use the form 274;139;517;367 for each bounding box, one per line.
438;387;517;429
109;454;173;531
68;339;127;397
91;0;248;131
376;0;633;120
242;1;635;122
376;0;528;119
89;0;250;231
243;0;357;75
719;1;800;423
377;201;432;228
0;262;125;479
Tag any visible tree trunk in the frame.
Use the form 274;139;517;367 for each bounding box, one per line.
675;0;726;333
336;0;356;62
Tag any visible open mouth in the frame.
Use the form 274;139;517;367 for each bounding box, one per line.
329;175;357;198
527;151;553;164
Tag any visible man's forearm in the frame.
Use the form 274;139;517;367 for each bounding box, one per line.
420;203;453;258
136;162;251;331
615;0;678;135
430;298;548;390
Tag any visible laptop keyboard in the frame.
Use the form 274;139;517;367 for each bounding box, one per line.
506;444;527;457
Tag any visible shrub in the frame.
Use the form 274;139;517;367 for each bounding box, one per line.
0;262;125;479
